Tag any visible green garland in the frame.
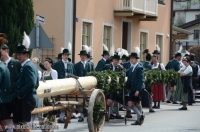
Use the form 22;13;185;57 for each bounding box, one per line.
93;101;105;125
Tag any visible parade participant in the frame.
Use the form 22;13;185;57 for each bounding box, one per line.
95;44;110;71
0;53;11;132
174;57;193;110
103;54;124;120
53;47;75;123
120;55;127;65
126;52;145;125
1;44;21;132
30;57;42;124
151;56;165;109
12;32;39;132
189;53;198;105
165;53;181;104
82;45;95;71
142;49;155;113
74;50;94;122
43;57;58;80
152;48;160;60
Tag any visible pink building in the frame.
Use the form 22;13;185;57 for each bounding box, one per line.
33;0;171;65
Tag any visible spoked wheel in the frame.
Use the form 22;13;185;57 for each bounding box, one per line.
38;98;57;132
88;89;106;132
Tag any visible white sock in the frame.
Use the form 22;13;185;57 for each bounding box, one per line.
7;119;13;132
31;114;36;123
59;112;65;120
167;91;172;101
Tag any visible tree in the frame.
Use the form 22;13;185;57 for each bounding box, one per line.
0;0;34;56
188;45;200;64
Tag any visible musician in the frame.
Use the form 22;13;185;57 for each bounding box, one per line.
95;50;110;71
126;52;145;125
74;50;94;122
103;54;124;120
53;48;75;123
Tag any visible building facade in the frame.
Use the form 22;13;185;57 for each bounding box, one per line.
33;0;171;65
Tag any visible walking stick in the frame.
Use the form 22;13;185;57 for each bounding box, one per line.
123;88;127;125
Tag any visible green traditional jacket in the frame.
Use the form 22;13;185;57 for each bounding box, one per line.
74;61;94;77
87;60;95;71
165;59;180;72
53;60;75;79
143;61;152;70
12;60;39;101
95;59;106;71
0;62;11;103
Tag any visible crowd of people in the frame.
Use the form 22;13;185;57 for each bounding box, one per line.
0;31;199;132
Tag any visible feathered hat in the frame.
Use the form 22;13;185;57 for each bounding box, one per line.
16;31;31;53
134;47;140;56
62;42;72;55
102;44;110;56
152;44;160;55
82;44;92;58
175;44;183;54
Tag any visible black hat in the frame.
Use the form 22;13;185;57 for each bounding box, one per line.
122;55;127;60
190;53;195;57
146;53;152;61
129;52;139;59
184;54;189;57
62;49;70;55
16;45;30;53
56;53;62;59
175;53;182;58
152;50;160;55
101;50;110;56
112;54;120;60
78;50;88;55
126;56;130;61
68;58;71;62
1;44;9;49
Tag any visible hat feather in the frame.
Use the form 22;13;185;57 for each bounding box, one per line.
116;48;121;53
22;31;30;49
110;44;115;56
123;49;129;56
67;41;72;53
185;50;190;55
0;37;8;47
143;49;149;54
61;47;64;53
82;45;92;53
156;44;160;52
134;47;140;55
103;44;109;51
176;45;183;53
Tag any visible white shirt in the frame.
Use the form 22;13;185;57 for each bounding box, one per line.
38;70;42;80
180;65;193;75
43;69;58;80
112;63;117;71
21;59;30;67
152;63;165;70
132;63;138;72
62;59;68;76
4;57;11;66
103;58;106;62
81;61;86;68
179;61;184;68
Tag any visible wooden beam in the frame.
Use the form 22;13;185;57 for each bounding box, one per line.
172;30;177;35
139;18;157;21
114;11;134;16
172;34;189;39
128;14;146;19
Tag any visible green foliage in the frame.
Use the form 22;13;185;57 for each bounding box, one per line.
0;0;34;56
93;101;105;125
145;69;181;88
43;97;51;106
87;70;126;95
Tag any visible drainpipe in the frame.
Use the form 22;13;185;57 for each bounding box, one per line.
72;0;76;63
169;0;173;59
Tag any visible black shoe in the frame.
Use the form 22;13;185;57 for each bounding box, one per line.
71;115;77;119
131;112;136;114
116;115;124;119
57;118;65;123
188;103;192;106
192;100;196;103
149;109;155;113
166;100;171;103
179;107;187;110
152;105;157;108
126;114;132;118
172;102;178;104
139;115;145;126
110;114;115;119
78;117;84;122
131;121;140;125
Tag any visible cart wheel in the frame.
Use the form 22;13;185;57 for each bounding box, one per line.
88;89;106;132
38;98;56;132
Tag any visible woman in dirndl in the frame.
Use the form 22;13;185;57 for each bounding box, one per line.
174;57;193;110
151;56;165;109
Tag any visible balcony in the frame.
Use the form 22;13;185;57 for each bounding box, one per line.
114;0;158;21
173;0;200;11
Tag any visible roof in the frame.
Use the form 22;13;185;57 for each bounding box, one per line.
178;18;200;29
172;26;193;35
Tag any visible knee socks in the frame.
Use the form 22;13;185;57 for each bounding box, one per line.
114;103;119;116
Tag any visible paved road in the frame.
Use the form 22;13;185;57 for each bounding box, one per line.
33;100;200;132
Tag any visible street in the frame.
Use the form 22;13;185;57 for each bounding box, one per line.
32;100;200;132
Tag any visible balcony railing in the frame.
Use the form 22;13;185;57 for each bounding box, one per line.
115;0;158;16
173;0;200;10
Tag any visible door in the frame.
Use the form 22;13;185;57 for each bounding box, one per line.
122;22;128;49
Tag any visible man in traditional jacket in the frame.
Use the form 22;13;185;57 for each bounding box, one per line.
53;48;75;123
74;50;94;122
165;52;181;104
95;50;110;71
103;54;124;120
1;44;21;131
120;55;127;66
126;52;145;125
87;52;95;71
12;35;39;132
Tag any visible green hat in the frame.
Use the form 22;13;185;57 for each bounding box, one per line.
1;44;9;49
122;55;127;60
56;53;62;59
152;50;160;55
101;50;110;56
112;54;120;60
62;49;70;55
78;50;88;55
146;53;152;60
129;52;139;59
16;45;30;53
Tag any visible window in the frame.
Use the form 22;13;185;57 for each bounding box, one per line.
158;0;165;4
196;14;200;19
194;30;200;39
140;32;147;62
82;22;91;47
103;26;111;50
156;35;163;63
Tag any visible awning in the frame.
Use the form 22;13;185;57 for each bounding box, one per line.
172;26;193;39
